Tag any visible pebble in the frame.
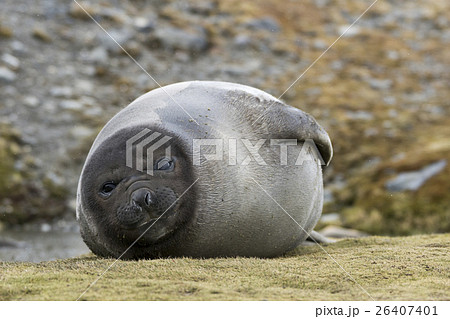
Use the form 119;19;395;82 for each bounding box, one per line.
245;17;281;32
0;66;17;83
320;213;340;223
0;237;23;248
385;160;447;192
83;106;103;117
83;46;108;64
70;125;94;140
153;26;208;52
367;78;393;90
345;110;373;121
40;223;52;232
50;86;74;98
323;188;334;204
134;14;157;32
75;79;94;93
23;96;39;108
338;25;361;37
233;34;253;49
97;29;134;53
1;53;20;70
32;28;52;42
10;41;27;55
188;0;216;15
319;225;369;238
313;39;327;50
59;100;84;111
364;128;378;137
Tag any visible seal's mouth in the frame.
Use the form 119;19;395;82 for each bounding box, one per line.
116;180;179;232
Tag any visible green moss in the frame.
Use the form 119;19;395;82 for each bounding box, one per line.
337;143;450;236
0;234;448;300
341;192;450;236
0;123;69;225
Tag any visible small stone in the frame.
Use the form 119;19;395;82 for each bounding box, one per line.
386;50;399;60
173;51;190;62
320;213;340;223
59;100;83;111
233;34;253;49
134;15;157;32
338;25;361;37
75;79;94;93
313;39;327;50
188;0;216;15
323;189;334;204
1;53;20;70
367;78;392;90
317;74;334;83
364;128;378;137
425;105;444;115
50;86;73;98
69;2;127;23
245;17;281;32
314;0;330;8
23;96;39;107
363;157;381;169
97;29;133;53
83;106;102;117
330;60;344;70
11;41;27;55
40;223;52;232
69;2;94;20
0;237;23;248
32;28;52;42
100;7;129;24
391;153;406;162
388;109;398;118
383;96;396;105
345;110;373;121
0;66;17;83
385;160;447;192
83;46;108;64
153;26;208;52
70;125;94;140
319;225;369;238
305;87;322;97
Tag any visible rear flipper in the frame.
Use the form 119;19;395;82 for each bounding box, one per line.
306;230;335;244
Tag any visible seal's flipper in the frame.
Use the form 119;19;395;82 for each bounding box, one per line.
306;230;335;244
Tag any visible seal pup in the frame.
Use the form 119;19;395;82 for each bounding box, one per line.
76;81;332;259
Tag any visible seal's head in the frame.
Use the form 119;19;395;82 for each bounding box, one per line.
77;125;197;259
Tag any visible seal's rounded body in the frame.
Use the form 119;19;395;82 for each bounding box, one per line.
77;81;332;259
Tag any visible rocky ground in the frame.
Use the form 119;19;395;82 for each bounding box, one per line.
1;234;448;300
0;0;449;235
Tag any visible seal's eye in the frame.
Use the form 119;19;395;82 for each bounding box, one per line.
101;182;116;194
155;157;174;171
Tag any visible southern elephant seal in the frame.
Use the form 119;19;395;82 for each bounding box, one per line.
76;81;332;259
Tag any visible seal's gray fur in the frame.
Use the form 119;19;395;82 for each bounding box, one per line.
77;81;332;259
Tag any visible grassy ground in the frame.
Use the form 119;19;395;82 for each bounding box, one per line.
0;234;448;300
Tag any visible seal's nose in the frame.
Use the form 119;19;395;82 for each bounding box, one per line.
131;189;154;208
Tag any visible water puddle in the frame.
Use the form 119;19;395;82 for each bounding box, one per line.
0;228;90;262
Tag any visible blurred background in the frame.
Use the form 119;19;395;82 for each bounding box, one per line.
0;0;449;261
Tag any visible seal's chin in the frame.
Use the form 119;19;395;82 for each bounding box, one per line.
125;208;180;246
119;213;154;230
